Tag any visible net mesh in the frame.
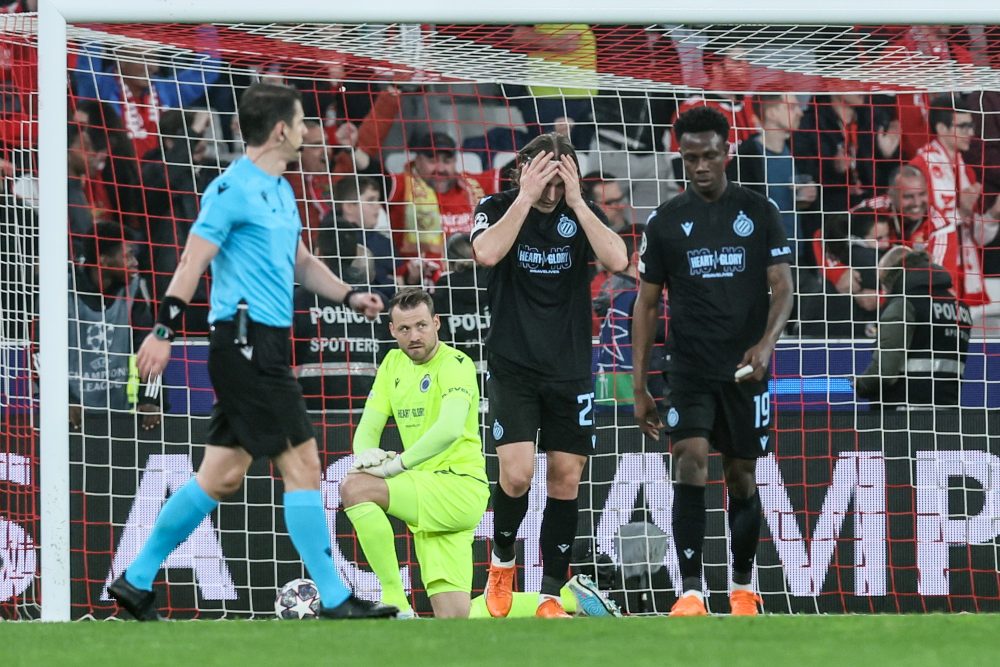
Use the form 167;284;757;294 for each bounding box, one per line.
1;17;1000;618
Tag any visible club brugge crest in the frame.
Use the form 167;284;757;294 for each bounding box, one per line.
492;419;504;441
557;214;577;238
420;374;432;392
666;407;679;428
732;210;754;237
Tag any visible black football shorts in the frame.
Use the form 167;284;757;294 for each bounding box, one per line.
486;354;595;457
665;371;772;459
206;321;314;458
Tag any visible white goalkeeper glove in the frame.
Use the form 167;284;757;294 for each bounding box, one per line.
358;455;406;479
353;448;396;470
351;449;406;478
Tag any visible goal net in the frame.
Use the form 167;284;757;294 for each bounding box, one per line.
2;16;1000;618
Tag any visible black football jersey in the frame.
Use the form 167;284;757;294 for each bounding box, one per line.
640;183;792;381
470;189;602;380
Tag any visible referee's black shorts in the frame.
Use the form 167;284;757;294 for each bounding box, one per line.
206;320;314;458
665;371;772;460
486;353;595;457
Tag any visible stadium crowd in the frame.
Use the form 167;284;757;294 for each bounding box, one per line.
1;21;998;416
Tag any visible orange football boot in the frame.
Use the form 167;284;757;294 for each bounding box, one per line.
729;590;762;616
535;597;572;618
669;594;708;617
485;563;515;618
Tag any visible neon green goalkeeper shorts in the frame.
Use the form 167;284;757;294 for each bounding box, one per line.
386;469;489;596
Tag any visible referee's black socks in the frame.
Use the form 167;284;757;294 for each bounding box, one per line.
728;490;762;586
672;483;706;593
540;496;578;596
491;484;529;563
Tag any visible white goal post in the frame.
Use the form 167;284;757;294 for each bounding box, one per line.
34;0;999;621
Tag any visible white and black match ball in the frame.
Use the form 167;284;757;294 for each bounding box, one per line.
275;578;321;619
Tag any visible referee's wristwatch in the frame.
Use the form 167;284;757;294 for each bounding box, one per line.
152;323;175;342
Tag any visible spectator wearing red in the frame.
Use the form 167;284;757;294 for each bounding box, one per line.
0;1;38;151
793;94;900;218
387;132;499;286
288;85;400;235
72;34;221;160
665;48;759;155
910;95;1000;305
814;166;942;295
891;26;975;160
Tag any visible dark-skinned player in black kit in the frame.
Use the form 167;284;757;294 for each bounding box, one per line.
632;106;794;616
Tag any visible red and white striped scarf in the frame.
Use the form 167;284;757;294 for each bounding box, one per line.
120;79;160;158
911;139;986;304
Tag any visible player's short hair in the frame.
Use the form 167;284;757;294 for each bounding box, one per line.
674;106;730;144
333;175;381;203
511;132;581;187
238;83;302;147
388;287;435;320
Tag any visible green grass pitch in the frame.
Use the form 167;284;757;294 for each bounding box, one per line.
3;615;999;667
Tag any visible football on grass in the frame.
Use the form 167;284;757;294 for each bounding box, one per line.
275;578;321;619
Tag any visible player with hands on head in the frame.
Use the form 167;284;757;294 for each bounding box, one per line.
471;132;628;619
111;82;394;622
341;288;489;618
632;106;794;617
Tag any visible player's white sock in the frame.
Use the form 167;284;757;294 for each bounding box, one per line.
681;590;705;602
538;593;560;607
491;553;515;568
731;582;753;593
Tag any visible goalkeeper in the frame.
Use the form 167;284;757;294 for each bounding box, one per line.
341;287;489;618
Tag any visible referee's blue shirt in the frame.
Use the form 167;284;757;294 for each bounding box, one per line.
190;157;301;327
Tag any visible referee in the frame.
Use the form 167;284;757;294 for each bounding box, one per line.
472;132;628;618
632;107;794;616
109;83;395;621
341;288;489;619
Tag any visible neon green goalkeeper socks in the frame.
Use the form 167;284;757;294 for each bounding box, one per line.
345;501;411;611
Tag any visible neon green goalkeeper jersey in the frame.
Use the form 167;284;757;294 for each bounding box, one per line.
365;343;485;479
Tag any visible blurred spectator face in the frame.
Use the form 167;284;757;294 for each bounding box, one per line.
591;180;629;231
279;101;308;162
762;94;803;132
679;131;729;197
326;62;346;83
97;241;138;290
891;172;929;223
68;130;105;179
341;185;383;230
389;302;441;364
875;221;892;252
414;152;458;194
300;124;328;173
118;60;157;91
837;94;865;107
936;110;975;153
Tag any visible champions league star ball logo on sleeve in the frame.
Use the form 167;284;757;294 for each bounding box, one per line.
557;214;578;238
732;210;754;237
